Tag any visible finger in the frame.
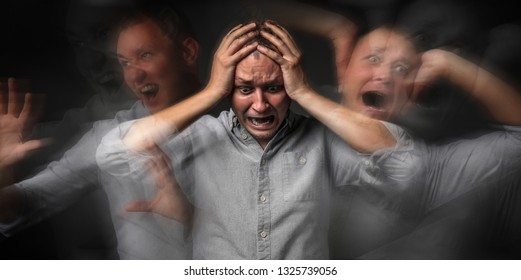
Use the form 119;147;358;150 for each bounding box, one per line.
263;21;300;55
125;201;152;212
225;30;258;57
256;44;285;66
410;77;422;101
226;23;245;37
145;150;174;190
260;28;302;63
18;93;33;126
0;77;7;114
411;69;429;101
222;22;257;49
11;139;49;164
411;82;428;102
229;42;258;63
259;30;294;58
7;78;23;116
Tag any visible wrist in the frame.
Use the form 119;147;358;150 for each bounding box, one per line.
289;86;314;104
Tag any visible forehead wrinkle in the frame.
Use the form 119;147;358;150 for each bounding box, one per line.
236;56;282;86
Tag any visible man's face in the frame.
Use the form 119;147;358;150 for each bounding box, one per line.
117;18;190;114
342;27;419;120
65;2;124;94
232;52;291;148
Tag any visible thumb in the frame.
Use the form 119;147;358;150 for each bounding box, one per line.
411;66;430;102
411;81;427;102
11;138;52;163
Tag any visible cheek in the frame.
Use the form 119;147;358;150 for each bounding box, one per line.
344;64;370;89
269;94;290;114
231;94;252;113
122;70;132;85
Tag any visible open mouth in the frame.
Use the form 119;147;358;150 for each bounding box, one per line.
248;116;275;127
139;84;159;97
362;91;390;109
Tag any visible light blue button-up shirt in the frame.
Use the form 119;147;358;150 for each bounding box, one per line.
97;109;417;259
1;101;192;260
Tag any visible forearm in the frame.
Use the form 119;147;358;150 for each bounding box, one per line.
153;87;224;134
446;52;521;124
123;88;225;149
294;89;396;153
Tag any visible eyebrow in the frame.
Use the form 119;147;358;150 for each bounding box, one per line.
116;46;147;60
368;47;415;65
235;77;283;86
235;78;253;85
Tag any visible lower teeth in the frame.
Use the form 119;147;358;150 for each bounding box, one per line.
252;118;270;125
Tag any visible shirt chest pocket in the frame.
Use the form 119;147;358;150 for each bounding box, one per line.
282;148;326;201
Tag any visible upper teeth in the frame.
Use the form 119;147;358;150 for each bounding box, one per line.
140;84;158;94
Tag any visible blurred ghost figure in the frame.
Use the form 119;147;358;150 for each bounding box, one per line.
0;0;165;260
321;0;521;259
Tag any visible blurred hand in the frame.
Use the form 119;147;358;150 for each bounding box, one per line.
0;78;46;170
258;21;311;100
205;22;260;97
412;49;453;101
124;145;193;224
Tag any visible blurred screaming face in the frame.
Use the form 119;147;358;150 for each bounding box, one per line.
117;18;191;114
342;27;420;120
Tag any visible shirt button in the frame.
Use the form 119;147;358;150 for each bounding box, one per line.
241;133;248;140
261;159;266;165
364;160;371;166
260;231;268;238
299;156;307;165
260;194;267;202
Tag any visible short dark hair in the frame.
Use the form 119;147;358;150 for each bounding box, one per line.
243;20;282;55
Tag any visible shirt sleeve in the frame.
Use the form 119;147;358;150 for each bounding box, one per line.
95;119;143;177
423;125;521;210
0;126;103;237
330;120;421;195
95;119;192;227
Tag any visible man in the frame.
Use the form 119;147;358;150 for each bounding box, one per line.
96;21;417;259
245;1;521;258
0;2;200;259
326;24;521;259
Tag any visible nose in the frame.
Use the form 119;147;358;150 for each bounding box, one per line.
372;64;392;85
124;66;146;85
251;89;270;112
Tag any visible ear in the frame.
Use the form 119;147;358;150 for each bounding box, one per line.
180;37;199;67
